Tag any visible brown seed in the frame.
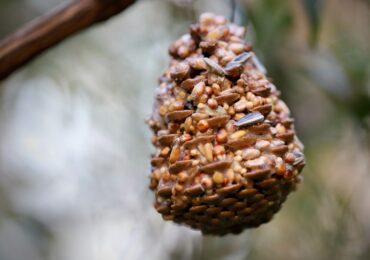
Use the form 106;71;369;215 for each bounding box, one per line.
251;104;272;116
212;171;224;184
214;93;240;105
191;82;206;98
162;215;174;221
249;193;264;203
251;85;271;97
219;211;234;219
200;40;217;55
189;58;207;70
202;194;220;204
226;136;256;150
180;77;204;92
239;207;253;216
168;122;180;132
245;157;266;168
234;99;248;112
184;117;193;132
197;119;209;132
151;157;164;167
157;186;172;197
280;117;295;128
189;205;207;213
249;123;270;134
224;62;243;78
166;110;193;122
220;198;238;207
255;140;270;150
184;135;215;149
242;148;260;160
229;43;246;54
207;115;230;128
229;130;246;139
228;106;236;116
216;129;228;144
276;131;295;143
206;207;222;215
157;134;177;146
207;98;218;109
157;205;171;214
169;160;193;174
169;101;184;112
258;178;277;188
177;171;189;183
169;146;181;163
243;168;271;180
217;184;242;195
213;145;225;155
271;145;289;156
184;184;204;197
233;202;247;210
170;63;190;83
160;147;170;157
238;188;258;198
192;112;209;121
204;143;214;161
200;175;213;189
201;160;232;173
180;134;192;143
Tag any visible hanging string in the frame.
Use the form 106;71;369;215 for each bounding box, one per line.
188;0;197;22
230;0;236;23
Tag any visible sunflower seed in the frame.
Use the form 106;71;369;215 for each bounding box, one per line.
226;52;251;67
292;151;305;166
204;58;227;75
234;112;264;127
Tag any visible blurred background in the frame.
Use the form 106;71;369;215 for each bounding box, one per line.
0;0;369;259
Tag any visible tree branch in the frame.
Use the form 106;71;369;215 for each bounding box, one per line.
0;0;136;80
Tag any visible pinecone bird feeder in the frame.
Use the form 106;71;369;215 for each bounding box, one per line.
147;13;305;236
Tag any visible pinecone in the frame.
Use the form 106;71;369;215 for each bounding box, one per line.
147;13;305;236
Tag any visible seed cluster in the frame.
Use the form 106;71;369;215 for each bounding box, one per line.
147;13;305;236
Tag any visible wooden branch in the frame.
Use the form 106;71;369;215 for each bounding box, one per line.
0;0;136;80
